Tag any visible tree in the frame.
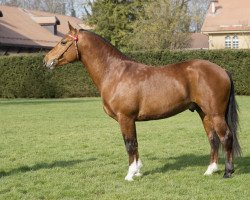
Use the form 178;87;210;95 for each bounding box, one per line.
189;0;210;32
0;0;68;15
128;0;191;50
86;0;192;50
0;0;21;6
69;0;76;17
87;0;145;49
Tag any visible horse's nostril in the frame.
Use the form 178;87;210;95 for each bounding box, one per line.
44;59;58;70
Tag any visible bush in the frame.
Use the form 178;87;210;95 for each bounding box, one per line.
0;54;98;98
0;50;249;98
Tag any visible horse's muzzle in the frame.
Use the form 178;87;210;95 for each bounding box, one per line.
43;58;58;70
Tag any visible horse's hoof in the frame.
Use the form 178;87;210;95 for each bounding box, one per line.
204;162;218;175
125;176;134;181
135;172;142;177
223;173;232;178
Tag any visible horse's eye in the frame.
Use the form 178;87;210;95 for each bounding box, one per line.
61;40;67;45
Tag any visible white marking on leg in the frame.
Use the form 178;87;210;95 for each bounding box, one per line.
125;159;137;181
125;159;143;181
135;159;143;177
204;162;218;175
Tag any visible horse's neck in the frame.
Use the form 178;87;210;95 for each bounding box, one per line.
79;35;127;91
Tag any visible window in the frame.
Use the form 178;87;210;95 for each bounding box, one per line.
225;35;239;49
232;35;239;49
225;36;231;48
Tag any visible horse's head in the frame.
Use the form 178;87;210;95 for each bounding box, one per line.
43;22;79;69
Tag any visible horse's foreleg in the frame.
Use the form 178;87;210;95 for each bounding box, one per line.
118;114;142;181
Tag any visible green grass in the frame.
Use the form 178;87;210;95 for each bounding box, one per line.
0;96;249;200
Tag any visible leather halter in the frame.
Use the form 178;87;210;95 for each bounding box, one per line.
67;33;79;60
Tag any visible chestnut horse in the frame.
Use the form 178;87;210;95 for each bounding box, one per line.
44;23;241;181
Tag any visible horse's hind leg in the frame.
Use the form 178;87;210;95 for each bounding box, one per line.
212;115;234;178
118;114;142;181
199;113;220;175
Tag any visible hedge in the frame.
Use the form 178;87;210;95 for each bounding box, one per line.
0;50;249;98
0;54;98;98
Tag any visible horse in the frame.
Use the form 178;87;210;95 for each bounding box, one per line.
43;22;241;181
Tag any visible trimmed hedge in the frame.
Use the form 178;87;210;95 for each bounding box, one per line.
0;54;98;98
0;50;249;98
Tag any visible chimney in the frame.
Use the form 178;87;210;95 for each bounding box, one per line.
32;16;60;35
54;17;60;35
211;0;218;14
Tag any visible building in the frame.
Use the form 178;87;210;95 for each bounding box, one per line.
0;5;91;55
201;0;250;49
189;33;209;50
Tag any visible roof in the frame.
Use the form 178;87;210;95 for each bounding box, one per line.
190;33;209;49
0;5;91;48
201;0;250;33
32;16;60;26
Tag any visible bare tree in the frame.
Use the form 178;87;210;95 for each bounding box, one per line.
0;0;67;15
0;0;21;6
189;0;210;32
32;0;66;14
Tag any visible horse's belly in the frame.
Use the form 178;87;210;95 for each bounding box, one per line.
136;78;190;121
137;98;189;121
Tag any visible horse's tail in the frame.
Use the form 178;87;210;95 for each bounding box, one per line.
225;71;241;157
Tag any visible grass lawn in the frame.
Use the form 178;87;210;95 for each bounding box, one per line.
0;96;249;200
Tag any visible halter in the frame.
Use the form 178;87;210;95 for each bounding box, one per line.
55;33;80;62
67;33;79;60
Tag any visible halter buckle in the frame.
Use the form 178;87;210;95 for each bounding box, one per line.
68;34;78;42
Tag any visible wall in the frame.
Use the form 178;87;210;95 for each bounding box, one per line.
209;32;250;49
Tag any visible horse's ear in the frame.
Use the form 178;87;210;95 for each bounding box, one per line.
68;21;77;34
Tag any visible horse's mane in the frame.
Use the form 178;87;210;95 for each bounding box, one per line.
79;29;128;60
